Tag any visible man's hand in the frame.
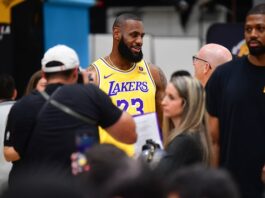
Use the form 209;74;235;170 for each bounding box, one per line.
4;146;20;162
80;70;97;84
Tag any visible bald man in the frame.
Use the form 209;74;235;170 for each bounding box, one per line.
193;43;233;87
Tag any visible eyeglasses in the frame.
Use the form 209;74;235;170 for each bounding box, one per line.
192;56;212;69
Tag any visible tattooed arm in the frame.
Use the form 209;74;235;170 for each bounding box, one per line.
149;63;167;128
86;64;99;85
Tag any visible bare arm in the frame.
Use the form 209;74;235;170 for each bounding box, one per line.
104;111;137;144
207;114;220;167
4;146;20;162
149;64;167;128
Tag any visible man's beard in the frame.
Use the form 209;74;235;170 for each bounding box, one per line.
118;37;143;63
247;40;265;56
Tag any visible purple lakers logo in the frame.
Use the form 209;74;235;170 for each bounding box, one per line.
139;66;143;71
108;81;149;96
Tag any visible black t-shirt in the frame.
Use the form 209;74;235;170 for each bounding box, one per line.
24;83;122;174
4;84;62;156
206;56;265;198
4;83;63;185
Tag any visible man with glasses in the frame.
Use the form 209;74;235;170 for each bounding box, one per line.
192;43;232;87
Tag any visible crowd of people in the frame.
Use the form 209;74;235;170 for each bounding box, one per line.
0;3;265;198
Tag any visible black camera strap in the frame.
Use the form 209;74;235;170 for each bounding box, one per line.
39;90;97;125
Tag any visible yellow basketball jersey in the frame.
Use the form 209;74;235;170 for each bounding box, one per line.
92;57;156;156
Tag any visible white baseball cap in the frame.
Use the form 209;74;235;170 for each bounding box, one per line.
41;45;80;73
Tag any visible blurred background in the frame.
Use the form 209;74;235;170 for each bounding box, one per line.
0;0;263;97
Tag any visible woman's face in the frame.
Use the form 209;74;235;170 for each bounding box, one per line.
36;77;47;92
162;82;184;119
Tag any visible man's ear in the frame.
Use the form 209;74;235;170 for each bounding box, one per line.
203;63;211;74
41;71;47;80
73;67;79;77
12;89;17;100
113;27;121;41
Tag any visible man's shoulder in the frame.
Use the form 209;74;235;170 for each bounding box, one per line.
12;91;42;111
168;133;199;149
0;101;15;115
59;83;100;97
214;56;245;76
90;57;107;67
147;62;167;88
146;62;163;75
0;100;16;107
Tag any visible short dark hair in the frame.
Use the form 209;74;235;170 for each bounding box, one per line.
247;3;265;16
170;70;191;81
0;169;85;198
167;165;240;198
43;60;76;80
44;69;76;81
113;13;142;29
104;160;165;198
0;74;16;100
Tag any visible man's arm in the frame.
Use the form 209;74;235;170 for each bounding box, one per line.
88;83;137;144
207;113;220;167
4;146;20;162
149;64;167;128
3;106;21;162
105;111;137;144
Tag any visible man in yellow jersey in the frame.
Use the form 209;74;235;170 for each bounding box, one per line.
87;13;167;156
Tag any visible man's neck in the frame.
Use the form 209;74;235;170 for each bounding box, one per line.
248;54;265;66
108;54;135;70
47;79;73;85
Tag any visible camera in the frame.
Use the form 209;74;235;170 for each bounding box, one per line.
140;139;165;168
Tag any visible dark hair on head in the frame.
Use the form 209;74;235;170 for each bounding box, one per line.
113;13;142;29
0;73;16;99
104;159;166;198
167;165;240;198
0;168;86;198
247;3;265;16
43;61;76;80
79;144;128;186
45;61;64;68
170;70;191;81
44;69;76;81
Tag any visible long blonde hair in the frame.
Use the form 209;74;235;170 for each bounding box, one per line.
162;76;212;165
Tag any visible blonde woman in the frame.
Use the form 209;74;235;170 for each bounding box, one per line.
156;76;212;176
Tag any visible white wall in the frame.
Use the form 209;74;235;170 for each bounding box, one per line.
88;34;199;81
89;34;152;63
106;5;227;42
153;36;199;80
